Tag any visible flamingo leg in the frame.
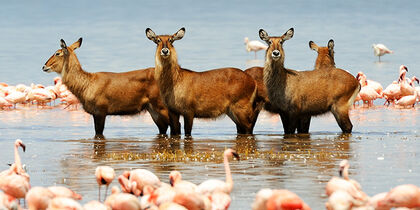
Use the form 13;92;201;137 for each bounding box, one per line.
104;185;109;201
98;185;101;201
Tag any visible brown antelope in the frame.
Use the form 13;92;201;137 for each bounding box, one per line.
145;27;258;136
259;28;360;134
42;38;172;139
309;39;335;70
244;66;277;114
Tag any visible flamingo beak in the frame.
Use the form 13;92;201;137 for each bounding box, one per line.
232;151;240;161
415;78;419;84
355;74;361;80
339;166;344;177
20;143;26;152
169;177;174;186
404;66;408;72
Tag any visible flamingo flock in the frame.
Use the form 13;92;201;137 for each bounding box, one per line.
2;139;419;210
0;77;80;110
354;65;419;108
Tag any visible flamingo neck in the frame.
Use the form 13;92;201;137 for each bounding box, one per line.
14;144;22;173
224;154;233;192
342;165;349;180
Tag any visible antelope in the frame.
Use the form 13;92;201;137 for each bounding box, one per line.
309;39;336;70
42;38;172;139
259;28;360;134
146;27;258;136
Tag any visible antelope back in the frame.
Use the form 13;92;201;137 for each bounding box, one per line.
259;28;294;64
43;38;82;75
146;27;185;64
309;39;335;69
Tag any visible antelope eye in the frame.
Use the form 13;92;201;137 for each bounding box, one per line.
268;40;272;45
55;52;60;56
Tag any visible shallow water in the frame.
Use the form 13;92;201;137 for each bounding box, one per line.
0;106;419;209
1;0;420;209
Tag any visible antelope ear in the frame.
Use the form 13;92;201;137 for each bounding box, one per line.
282;28;294;41
259;29;269;42
309;41;318;52
69;38;82;50
60;39;67;49
328;39;334;57
60;39;69;55
146;28;159;44
328;39;334;51
172;27;185;41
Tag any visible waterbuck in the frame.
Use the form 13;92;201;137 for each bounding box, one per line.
42;38;171;139
259;28;360;134
309;39;336;70
145;27;258;136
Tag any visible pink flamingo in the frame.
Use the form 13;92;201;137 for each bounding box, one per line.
325;190;364;210
252;188;274;210
0;96;12;109
396;88;418;108
378;184;420;209
209;191;231;210
356;72;383;95
141;184;176;208
83;200;109;210
169;170;197;193
4;90;27;107
159;202;188;210
25;186;55;210
265;189;311;210
356;73;381;107
118;169;161;196
325;160;369;204
104;186;142;210
47;197;83;210
0;173;30;201
372;43;393;62
0;191;19;210
244;37;268;59
95;166;115;201
47;186;82;200
172;192;210;210
197;149;240;195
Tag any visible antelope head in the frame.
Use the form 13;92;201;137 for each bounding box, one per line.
309;39;335;69
43;38;82;75
146;27;185;62
259;28;294;64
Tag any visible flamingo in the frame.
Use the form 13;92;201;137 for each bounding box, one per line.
5;90;27;107
325;190;362;210
0;173;30;200
378;184;420;209
244;37;268;59
47;197;83;210
104;186;142;210
118;169;161;196
356;72;383;95
95;166;115;201
83;200;109;210
325;160;369;204
252;188;274;210
0;96;12;109
159;202;188;210
372;43;393;62
173;192;211;210
0;191;19;210
26;186;55;210
265;189;311;210
47;186;82;200
396;88;418;108
356;73;381;107
169;170;197;193
197;149;240;195
141;183;176;208
208;191;231;210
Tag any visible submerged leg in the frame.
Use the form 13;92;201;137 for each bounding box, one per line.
279;112;297;134
93;114;106;139
297;116;311;133
183;114;194;137
168;112;181;136
331;103;353;133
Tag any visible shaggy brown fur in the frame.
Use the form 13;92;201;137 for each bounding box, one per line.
146;28;258;136
260;28;360;134
42;38;170;139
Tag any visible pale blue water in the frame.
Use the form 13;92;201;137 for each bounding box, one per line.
1;1;420;209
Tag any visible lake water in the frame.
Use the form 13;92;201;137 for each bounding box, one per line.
1;1;419;209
